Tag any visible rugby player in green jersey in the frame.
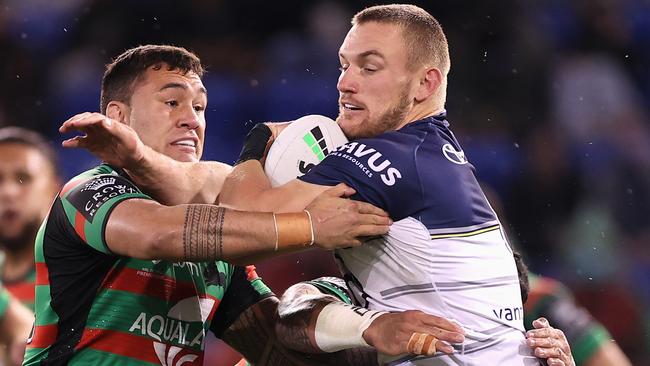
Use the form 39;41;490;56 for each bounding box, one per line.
34;44;468;366
0;127;60;312
525;274;631;366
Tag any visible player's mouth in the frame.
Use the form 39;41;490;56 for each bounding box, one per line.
170;137;198;153
339;100;365;116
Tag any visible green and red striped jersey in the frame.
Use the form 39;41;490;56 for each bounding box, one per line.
524;274;611;366
2;265;36;311
24;164;272;366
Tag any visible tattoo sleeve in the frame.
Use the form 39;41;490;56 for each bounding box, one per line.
222;298;377;366
182;205;226;261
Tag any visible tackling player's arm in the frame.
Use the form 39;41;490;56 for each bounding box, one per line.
104;184;389;264
221;296;378;366
219;123;330;213
60;112;230;205
275;279;465;358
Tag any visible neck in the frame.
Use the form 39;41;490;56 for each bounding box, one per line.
2;244;35;282
399;103;445;130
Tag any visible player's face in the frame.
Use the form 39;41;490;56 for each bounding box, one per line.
0;144;58;250
336;22;417;139
126;66;207;162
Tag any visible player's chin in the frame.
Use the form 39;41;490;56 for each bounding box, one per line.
336;116;364;139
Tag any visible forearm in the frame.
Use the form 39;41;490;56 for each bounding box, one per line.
219;160;276;211
224;297;377;366
107;201;314;263
126;146;231;205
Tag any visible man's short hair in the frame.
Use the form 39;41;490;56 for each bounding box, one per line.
0;126;59;175
100;45;204;114
352;4;450;74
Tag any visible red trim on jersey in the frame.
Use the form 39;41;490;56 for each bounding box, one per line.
35;262;50;286
59;177;85;197
27;324;58;348
100;266;216;305
245;265;259;281
4;282;34;303
74;211;87;242
235;358;249;366
77;328;203;365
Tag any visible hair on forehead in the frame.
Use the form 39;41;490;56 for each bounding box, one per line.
352;4;450;73
0;126;59;175
100;44;204;114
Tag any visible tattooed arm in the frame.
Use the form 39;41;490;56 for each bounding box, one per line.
221;296;377;366
276;282;465;357
103;184;390;263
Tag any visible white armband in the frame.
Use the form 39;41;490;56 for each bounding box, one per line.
314;302;387;352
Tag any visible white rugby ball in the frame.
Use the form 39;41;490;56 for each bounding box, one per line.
264;115;348;186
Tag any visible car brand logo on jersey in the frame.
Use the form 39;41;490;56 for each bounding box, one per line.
442;143;468;165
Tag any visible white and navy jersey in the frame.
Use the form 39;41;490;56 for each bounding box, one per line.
299;113;540;365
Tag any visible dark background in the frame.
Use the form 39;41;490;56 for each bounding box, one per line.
1;0;649;364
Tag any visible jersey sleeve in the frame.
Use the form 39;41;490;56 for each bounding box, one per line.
299;139;421;220
304;276;353;305
59;173;151;255
209;265;274;337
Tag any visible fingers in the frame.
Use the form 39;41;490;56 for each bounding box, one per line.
532;317;550;329
61;136;86;148
532;345;565;361
407;333;438;356
421;313;466;335
323;183;356;198
354;224;390;239
355;200;389;217
60;112;107;133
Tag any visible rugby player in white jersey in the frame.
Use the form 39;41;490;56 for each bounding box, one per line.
218;4;554;365
59;5;576;365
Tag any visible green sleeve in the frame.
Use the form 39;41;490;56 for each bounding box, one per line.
60;171;151;254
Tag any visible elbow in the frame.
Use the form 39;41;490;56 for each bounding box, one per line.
137;227;177;260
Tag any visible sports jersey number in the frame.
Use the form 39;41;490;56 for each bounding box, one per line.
334;252;370;308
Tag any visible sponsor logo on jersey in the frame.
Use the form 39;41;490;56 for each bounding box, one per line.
128;297;215;365
332;142;403;186
153;343;199;366
298;126;330;176
68;175;140;222
492;306;523;321
442;143;468;165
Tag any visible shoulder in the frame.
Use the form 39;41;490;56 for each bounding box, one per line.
59;164;150;223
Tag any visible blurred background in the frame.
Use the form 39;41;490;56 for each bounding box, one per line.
1;0;649;364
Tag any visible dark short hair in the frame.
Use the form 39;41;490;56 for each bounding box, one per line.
0;126;59;175
100;45;204;114
352;4;450;73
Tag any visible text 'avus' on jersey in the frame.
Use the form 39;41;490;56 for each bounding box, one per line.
334;142;402;186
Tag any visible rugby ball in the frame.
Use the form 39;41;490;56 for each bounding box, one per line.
264;115;348;186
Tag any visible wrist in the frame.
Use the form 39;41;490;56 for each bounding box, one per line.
236;123;272;165
314;302;387;352
273;210;314;250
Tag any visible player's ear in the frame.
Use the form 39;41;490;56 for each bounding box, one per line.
414;67;442;103
105;101;131;125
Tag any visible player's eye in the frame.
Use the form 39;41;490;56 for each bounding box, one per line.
165;100;178;107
